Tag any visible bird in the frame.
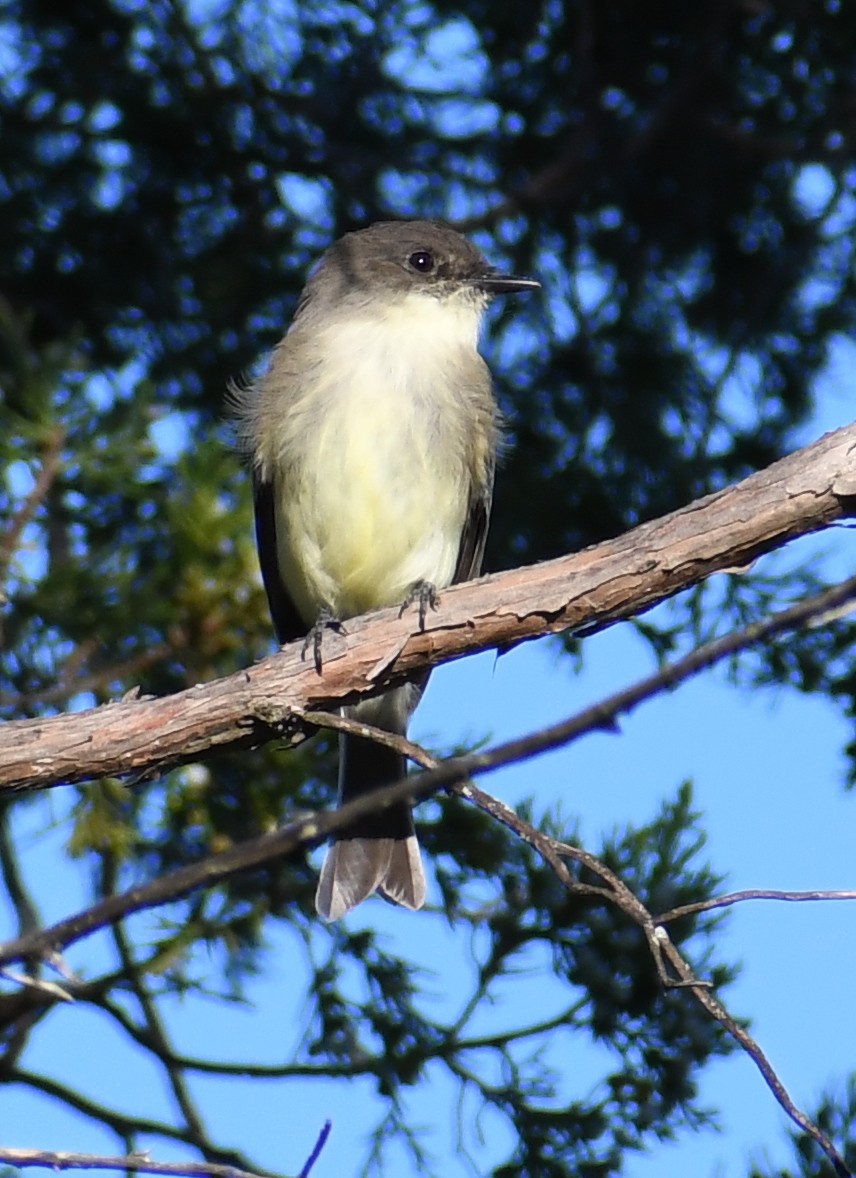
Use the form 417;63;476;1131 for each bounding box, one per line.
234;219;539;919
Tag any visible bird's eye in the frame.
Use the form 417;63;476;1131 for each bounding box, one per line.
408;250;435;273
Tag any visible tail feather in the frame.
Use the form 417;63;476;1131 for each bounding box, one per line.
314;726;426;921
316;834;425;921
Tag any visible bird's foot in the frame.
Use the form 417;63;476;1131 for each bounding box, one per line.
398;579;439;631
302;608;346;674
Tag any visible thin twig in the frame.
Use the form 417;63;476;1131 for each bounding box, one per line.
105;856;214;1159
297;1121;331;1178
659;887;856;924
441;799;853;1175
652;930;851;1178
0;1149;276;1178
0;425;66;586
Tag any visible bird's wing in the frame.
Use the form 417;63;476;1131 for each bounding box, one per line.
253;472;307;644
452;455;494;585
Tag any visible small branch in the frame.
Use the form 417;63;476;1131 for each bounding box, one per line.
107;867;212;1157
650;930;851;1178
4;1070;279;1176
450;1005;586;1053
0;966;73;1002
4;1068;203;1147
659;888;856;923
437;791;854;1176
0;1149;279;1178
0;809;40;939
297;1121;331;1178
0;424;66;588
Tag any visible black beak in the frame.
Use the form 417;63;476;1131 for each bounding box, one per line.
473;270;541;295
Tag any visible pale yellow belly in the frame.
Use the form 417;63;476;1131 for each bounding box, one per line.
276;390;469;623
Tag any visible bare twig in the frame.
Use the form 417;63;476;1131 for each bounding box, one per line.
659;887;856;924
4;1069;207;1148
651;929;851;1178
3;1070;280;1176
0;1149;277;1178
439;793;853;1175
0;807;41;939
0;424;66;586
0;966;73;1002
297;1121;331;1178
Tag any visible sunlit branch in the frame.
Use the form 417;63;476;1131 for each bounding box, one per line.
3;420;855;795
0;1144;332;1178
658;887;856;923
3;575;856;1174
3;572;856;970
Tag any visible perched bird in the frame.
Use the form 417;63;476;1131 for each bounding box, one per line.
235;220;539;920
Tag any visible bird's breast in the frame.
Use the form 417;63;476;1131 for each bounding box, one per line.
270;307;493;623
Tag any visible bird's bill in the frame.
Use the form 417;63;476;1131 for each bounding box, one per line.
472;271;541;294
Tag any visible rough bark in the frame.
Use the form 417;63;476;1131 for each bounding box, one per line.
2;422;855;794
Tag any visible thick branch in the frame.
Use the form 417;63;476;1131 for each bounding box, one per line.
2;569;854;969
2;422;855;793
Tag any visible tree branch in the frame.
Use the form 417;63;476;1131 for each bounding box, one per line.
658;887;856;923
442;788;854;1176
2;567;855;971
0;1141;332;1178
0;424;66;589
0;1151;267;1178
2;421;855;794
4;567;856;1170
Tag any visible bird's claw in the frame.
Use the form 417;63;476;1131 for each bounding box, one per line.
302;608;346;673
399;579;439;631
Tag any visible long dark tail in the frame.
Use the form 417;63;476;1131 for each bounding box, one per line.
315;699;427;921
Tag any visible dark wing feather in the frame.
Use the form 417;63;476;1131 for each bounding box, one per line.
253;473;306;644
452;457;494;586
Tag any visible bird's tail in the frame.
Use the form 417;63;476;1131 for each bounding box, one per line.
315;721;426;922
